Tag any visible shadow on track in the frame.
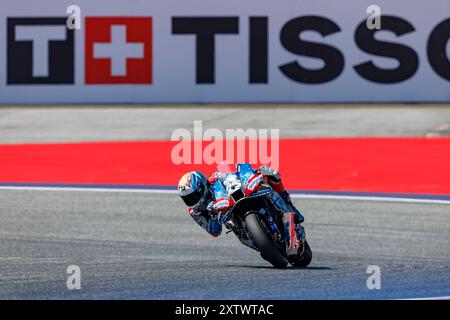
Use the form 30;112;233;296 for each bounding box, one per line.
225;264;332;270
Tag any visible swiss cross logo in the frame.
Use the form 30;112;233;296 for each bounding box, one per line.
85;17;152;84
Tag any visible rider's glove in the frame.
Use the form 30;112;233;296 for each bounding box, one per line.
258;165;281;182
206;200;217;215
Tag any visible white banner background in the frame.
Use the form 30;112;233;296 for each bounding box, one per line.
0;0;449;103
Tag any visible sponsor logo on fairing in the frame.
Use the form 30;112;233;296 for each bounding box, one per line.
246;174;263;192
213;198;234;212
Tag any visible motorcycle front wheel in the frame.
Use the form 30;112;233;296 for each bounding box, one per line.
290;240;312;268
244;212;288;269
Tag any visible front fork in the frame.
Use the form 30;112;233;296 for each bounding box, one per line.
259;207;303;256
226;209;283;252
224;219;258;250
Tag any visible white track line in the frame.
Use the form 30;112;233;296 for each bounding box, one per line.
0;186;449;205
289;194;450;205
0;186;178;194
401;296;450;300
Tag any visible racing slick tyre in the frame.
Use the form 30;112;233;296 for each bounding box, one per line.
290;240;312;268
244;212;288;269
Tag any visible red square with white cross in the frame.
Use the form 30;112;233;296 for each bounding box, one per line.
85;17;152;84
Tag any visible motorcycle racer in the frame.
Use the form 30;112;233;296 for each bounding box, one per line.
177;164;306;259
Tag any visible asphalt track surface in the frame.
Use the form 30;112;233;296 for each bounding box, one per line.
0;105;449;299
0;189;449;299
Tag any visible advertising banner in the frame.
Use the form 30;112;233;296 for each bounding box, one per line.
0;0;449;103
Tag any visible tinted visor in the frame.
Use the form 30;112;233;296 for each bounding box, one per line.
181;190;203;207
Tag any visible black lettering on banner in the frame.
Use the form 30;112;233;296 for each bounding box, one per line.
7;17;74;84
427;18;450;81
249;17;268;83
172;17;239;84
354;16;419;83
279;16;344;84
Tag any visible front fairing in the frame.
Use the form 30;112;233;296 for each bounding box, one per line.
237;163;256;189
211;179;227;199
213;163;267;222
219;187;272;224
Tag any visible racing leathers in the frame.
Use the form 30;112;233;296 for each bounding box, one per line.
187;165;305;243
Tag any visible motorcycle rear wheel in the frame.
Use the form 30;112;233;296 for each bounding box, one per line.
244;212;288;269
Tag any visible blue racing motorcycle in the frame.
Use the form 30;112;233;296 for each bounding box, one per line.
210;163;312;269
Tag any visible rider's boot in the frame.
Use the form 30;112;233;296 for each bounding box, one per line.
280;191;304;224
263;171;305;225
